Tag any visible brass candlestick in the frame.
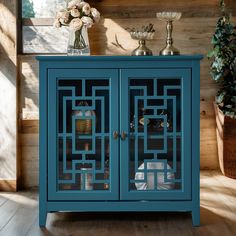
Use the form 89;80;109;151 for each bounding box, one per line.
132;39;153;56
126;24;155;56
156;12;182;55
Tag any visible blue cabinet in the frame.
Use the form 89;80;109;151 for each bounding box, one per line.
37;55;202;227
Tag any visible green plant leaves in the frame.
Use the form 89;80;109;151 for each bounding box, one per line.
207;50;214;58
208;3;236;119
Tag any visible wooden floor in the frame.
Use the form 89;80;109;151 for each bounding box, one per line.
0;171;236;236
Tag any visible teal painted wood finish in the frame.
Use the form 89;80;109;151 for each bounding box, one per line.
120;69;191;201
48;69;119;201
37;55;203;227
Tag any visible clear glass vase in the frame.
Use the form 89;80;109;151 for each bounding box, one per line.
67;26;90;56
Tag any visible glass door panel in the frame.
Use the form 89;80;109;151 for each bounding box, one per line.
120;69;191;200
48;69;119;200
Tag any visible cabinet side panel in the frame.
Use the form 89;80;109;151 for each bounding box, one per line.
39;61;48;226
191;61;200;226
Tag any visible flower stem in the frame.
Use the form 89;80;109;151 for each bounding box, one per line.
74;28;86;49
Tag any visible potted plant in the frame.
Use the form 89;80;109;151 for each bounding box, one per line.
208;0;236;178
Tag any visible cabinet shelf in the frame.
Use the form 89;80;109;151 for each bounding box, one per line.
58;133;109;139
129;132;181;139
57;132;181;140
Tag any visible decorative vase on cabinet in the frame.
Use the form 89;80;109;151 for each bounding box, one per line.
37;55;202;227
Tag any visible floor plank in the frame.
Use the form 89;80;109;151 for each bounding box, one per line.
0;171;236;236
1;192;38;236
0;192;32;230
0;195;8;207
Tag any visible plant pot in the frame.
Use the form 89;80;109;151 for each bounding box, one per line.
214;102;236;178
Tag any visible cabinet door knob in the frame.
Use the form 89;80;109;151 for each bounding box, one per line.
113;131;119;140
121;131;127;141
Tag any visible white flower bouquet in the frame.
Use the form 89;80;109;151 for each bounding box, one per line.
54;0;100;53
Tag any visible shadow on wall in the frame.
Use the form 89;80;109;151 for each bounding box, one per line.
19;55;39;120
90;17;157;55
0;45;17;86
0;3;17;86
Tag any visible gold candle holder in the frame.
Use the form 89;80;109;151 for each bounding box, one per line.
127;24;155;56
156;12;182;55
130;31;155;56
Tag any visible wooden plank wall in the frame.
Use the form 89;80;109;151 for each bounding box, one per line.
18;0;236;188
0;0;18;191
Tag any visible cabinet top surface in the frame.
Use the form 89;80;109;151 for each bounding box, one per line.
36;55;203;61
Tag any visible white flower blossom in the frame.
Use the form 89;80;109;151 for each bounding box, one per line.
56;10;70;25
81;16;94;28
90;8;100;23
76;1;86;9
68;0;81;9
54;1;100;29
82;3;91;15
56;10;69;19
71;8;80;18
69;18;83;31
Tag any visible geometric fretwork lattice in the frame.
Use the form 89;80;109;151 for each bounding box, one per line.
57;79;110;191
129;78;182;191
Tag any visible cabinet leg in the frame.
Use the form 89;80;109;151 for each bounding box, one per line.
192;208;200;227
39;209;47;227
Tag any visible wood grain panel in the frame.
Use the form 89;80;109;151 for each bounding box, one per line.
0;0;18;189
91;0;233;8
90;0;236;18
88;17;219;56
20;120;39;133
21;141;39;189
20;0;235;22
0;180;17;192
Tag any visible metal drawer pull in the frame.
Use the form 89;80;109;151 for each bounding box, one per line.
113;131;119;140
121;131;127;141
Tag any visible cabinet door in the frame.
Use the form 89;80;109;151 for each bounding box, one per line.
47;69;119;200
120;69;191;200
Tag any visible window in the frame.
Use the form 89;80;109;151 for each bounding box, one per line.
21;0;70;53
